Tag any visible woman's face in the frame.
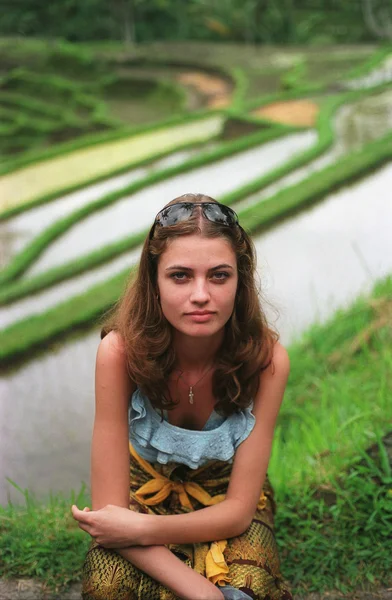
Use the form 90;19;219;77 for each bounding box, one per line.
157;234;238;339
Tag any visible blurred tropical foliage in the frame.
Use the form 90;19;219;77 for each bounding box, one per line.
1;0;392;45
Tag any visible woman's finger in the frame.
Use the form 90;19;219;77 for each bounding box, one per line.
71;505;92;523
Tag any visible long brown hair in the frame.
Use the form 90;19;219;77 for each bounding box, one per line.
101;193;278;415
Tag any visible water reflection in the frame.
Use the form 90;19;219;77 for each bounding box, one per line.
233;149;336;212
343;56;392;90
0;247;141;329
0;226;30;269
255;163;392;342
1;163;392;503
335;89;392;153
236;88;392;211
0;329;98;505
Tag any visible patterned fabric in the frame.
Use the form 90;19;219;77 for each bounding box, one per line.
129;389;256;469
81;444;293;600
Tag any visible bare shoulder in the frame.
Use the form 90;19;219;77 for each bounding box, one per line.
253;341;290;414
95;331;136;423
96;330;128;371
95;331;135;402
268;340;290;379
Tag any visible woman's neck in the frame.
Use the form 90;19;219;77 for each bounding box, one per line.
172;330;223;372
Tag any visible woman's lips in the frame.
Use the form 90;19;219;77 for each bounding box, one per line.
185;311;215;322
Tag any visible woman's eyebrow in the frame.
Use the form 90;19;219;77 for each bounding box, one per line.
165;265;192;271
165;264;234;271
210;264;234;271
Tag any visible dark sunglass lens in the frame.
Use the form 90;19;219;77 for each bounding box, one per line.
157;204;193;226
204;203;238;225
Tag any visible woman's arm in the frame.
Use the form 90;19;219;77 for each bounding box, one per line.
90;331;132;510
74;331;223;600
117;547;223;600
137;342;290;546
76;341;290;547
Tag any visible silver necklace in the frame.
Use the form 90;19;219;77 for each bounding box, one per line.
176;364;214;404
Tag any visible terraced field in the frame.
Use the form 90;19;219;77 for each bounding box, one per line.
1;41;391;597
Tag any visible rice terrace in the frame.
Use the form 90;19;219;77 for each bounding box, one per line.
0;1;392;597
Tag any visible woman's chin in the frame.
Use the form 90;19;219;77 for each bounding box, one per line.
176;323;224;339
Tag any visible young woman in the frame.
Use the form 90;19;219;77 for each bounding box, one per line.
72;193;293;600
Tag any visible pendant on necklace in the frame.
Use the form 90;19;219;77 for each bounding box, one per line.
189;386;194;404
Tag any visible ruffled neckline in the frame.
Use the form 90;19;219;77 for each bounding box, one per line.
128;389;256;469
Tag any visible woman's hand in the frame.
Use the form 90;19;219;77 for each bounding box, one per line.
71;504;144;548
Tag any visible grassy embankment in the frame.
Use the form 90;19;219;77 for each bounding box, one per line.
0;38;189;170
1;41;386;214
1;275;391;595
0;112;225;216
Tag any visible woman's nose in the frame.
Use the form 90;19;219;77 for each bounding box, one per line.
190;279;210;303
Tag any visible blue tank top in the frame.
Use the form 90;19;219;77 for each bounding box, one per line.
128;389;256;469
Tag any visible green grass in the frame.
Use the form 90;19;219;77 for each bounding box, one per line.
0;43;188;167
277;445;392;594
0;67;119;162
346;45;392;81
0;276;391;595
0;481;91;590
269;277;392;494
0;91;83;120
1;453;390;595
100;41;377;102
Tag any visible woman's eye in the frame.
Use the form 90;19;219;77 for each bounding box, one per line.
170;272;189;281
212;272;229;281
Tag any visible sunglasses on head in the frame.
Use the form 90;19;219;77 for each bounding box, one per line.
150;202;239;238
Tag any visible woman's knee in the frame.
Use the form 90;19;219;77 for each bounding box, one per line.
81;544;138;600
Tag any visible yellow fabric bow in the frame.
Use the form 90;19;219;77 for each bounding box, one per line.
129;441;267;586
205;540;229;585
129;442;226;510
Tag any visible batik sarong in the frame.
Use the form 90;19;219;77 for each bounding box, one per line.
81;442;293;599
